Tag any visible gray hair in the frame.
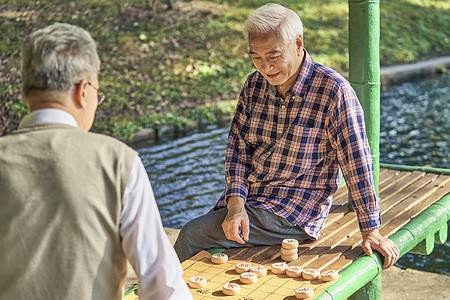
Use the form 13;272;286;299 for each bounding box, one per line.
243;3;303;45
21;23;100;95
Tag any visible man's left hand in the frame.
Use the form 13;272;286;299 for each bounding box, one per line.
361;229;400;269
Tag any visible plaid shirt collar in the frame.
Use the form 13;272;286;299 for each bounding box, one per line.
290;49;315;98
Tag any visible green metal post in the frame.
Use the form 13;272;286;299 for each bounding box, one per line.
348;1;381;298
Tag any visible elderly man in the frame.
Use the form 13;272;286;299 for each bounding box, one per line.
175;3;399;268
0;23;191;300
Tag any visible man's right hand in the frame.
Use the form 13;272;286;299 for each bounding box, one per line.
222;196;249;244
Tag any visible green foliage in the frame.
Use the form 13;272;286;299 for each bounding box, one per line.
379;1;450;66
1;0;449;138
8;102;28;117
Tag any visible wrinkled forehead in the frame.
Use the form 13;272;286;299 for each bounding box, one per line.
248;34;285;55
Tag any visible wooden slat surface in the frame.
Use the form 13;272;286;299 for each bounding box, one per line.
224;168;450;276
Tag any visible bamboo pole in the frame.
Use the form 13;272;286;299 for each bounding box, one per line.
380;163;450;176
348;0;381;194
347;1;381;298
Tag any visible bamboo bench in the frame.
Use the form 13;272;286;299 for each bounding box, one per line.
125;165;450;299
212;166;450;299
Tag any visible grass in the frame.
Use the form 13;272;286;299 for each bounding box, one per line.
1;0;449;140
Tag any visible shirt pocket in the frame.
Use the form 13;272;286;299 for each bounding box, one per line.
281;124;325;176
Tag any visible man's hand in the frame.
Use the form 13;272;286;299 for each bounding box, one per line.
361;229;400;269
222;196;249;244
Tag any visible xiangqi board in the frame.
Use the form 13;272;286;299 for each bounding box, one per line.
181;251;339;300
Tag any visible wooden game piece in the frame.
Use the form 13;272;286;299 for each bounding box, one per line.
321;269;339;282
281;253;299;262
235;262;252;273
188;276;207;289
240;272;258;284
250;266;267;277
282;239;299;250
271;262;288;274
281;247;298;256
302;268;320;280
222;282;241;295
295;287;314;299
211;253;228;264
286;266;303;278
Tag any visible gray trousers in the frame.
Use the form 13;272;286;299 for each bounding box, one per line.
174;205;310;262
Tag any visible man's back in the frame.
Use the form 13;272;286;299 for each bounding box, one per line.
0;123;136;299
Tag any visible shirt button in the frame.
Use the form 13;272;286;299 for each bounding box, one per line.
278;129;282;134
291;95;295;100
256;169;261;174
281;105;286;109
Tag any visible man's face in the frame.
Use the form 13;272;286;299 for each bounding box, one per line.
249;34;304;94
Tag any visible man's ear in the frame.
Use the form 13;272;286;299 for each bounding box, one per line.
296;34;304;50
74;80;89;109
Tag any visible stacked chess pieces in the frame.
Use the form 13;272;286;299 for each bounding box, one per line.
281;238;299;261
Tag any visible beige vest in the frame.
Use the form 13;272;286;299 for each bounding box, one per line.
0;123;137;299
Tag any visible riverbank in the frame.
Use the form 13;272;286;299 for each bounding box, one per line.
380;56;450;87
125;228;450;299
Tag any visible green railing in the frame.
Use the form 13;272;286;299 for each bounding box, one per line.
315;192;449;300
380;163;450;176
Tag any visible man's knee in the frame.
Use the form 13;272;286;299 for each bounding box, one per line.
175;218;204;250
177;219;197;241
174;223;192;260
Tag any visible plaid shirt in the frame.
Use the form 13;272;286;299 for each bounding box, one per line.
215;50;381;239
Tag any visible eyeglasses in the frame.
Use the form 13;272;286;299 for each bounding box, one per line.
74;81;106;105
87;82;106;105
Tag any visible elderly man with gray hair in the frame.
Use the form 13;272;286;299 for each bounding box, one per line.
175;3;399;269
0;23;192;300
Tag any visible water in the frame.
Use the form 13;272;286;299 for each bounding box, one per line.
137;73;450;275
379;73;449;168
379;73;449;275
138;126;228;229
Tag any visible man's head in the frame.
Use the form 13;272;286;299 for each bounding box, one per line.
244;4;305;95
244;3;303;46
21;23;101;130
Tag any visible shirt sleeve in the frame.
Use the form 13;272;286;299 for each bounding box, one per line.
327;82;381;232
221;83;253;205
120;156;192;300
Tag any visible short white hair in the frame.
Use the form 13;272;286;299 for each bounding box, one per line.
243;3;303;45
21;23;100;95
